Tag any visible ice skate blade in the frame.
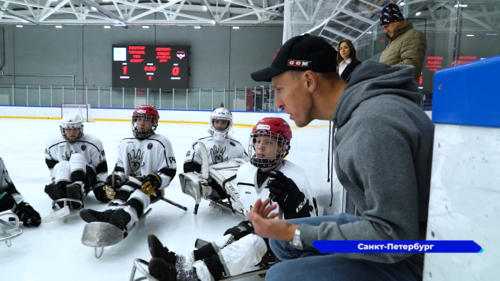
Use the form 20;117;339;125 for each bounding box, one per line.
42;206;71;223
81;222;123;247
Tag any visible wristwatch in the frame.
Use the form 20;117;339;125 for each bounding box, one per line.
290;225;303;250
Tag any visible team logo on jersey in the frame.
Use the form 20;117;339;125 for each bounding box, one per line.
210;145;228;164
63;150;74;161
81;145;86;151
147;143;153;150
230;141;235;147
127;149;145;176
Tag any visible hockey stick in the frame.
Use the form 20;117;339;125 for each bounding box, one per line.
199;142;209;181
159;197;188;211
193;142;210;214
65;141;71;160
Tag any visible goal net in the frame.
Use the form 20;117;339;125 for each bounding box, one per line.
61;103;94;122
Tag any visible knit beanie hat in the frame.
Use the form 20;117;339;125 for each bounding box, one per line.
380;4;404;25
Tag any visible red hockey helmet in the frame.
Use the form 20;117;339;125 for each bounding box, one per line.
249;117;292;168
132;105;159;139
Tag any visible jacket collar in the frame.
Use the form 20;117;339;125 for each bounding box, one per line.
387;22;413;42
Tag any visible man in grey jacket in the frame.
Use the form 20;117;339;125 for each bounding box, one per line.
249;34;434;280
379;3;427;83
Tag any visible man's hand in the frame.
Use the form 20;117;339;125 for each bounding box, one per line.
247;198;297;241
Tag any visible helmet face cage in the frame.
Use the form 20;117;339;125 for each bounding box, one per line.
60;114;84;143
132;106;159;139
249;131;290;169
209;108;233;141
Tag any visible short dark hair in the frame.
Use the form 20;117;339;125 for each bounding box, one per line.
336;40;358;68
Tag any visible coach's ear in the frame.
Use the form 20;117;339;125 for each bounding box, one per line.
303;70;318;93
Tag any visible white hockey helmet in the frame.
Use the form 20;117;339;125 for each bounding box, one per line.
60;113;84;143
208;107;233;141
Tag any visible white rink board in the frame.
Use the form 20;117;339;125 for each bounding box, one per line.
424;124;500;280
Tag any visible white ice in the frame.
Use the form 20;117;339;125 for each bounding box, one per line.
0;118;270;281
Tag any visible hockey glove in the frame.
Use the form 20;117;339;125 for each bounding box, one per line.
267;170;310;219
105;174;122;199
14;202;41;227
141;173;162;196
223;220;254;241
0;191;16;212
93;182;111;203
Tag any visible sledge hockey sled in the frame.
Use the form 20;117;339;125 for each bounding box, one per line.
81;194;187;259
194;239;274;280
128;258;270;281
0;212;23;247
179;142;246;216
129;258;159;281
42;198;83;223
128;239;273;281
82;208;153;259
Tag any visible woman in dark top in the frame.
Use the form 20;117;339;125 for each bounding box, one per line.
336;39;362;81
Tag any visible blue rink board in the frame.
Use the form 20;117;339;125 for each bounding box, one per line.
432;55;500;128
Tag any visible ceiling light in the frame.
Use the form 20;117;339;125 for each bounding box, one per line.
399;2;405;6
55;25;62;28
142;26;149;28
466;34;474;37
232;26;239;29
16;25;23;28
416;12;421;16
194;26;201;29
104;25;111;28
211;20;216;25
454;4;468;8
203;6;207;11
22;20;28;23
486;33;498;36
367;31;373;34
91;6;97;11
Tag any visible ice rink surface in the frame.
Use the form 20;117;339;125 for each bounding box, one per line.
0;118;270;281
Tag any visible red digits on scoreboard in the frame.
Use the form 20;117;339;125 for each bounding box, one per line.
144;66;157;71
172;66;180;76
122;66;128;75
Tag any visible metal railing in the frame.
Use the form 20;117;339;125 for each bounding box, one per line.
0;84;433;111
0;84;278;112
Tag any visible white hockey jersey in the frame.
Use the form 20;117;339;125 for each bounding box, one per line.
184;136;248;167
236;160;316;218
114;134;177;189
0;157;24;205
45;134;108;183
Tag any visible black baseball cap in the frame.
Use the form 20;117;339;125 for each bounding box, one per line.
251;34;338;82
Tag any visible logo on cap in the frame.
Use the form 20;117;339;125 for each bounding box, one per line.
256;124;270;130
287;60;310;67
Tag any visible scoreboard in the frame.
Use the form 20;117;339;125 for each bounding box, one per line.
112;45;190;89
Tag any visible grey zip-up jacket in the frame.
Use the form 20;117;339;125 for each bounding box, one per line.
300;61;434;276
